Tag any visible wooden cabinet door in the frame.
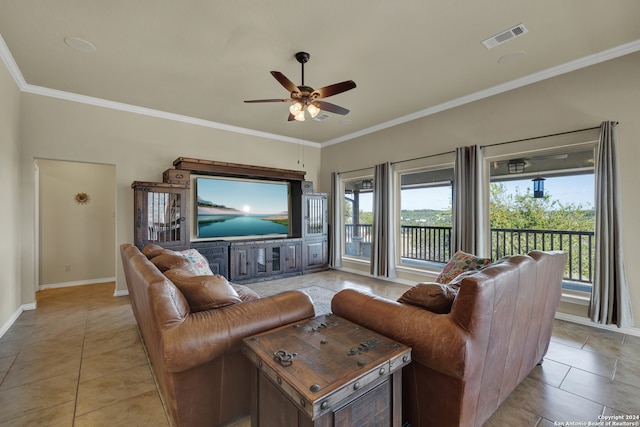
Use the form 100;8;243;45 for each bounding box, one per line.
302;194;328;239
230;244;253;281
303;239;328;271
281;241;301;273
132;182;189;249
190;241;229;278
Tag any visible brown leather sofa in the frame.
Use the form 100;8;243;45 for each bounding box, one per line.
120;244;315;427
331;250;567;427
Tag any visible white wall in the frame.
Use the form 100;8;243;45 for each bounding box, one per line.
321;51;640;328
19;94;322;300
37;159;116;287
0;53;22;330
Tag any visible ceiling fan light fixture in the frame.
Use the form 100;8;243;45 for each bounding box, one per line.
289;102;303;115
307;103;320;118
293;110;306;121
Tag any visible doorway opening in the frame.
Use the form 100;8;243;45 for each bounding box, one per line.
35;159;116;290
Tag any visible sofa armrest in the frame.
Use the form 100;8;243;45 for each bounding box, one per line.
332;289;469;379
163;290;314;372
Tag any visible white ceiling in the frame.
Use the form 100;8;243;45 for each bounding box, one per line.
1;0;640;145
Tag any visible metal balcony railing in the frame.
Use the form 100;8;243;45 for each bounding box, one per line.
344;224;594;284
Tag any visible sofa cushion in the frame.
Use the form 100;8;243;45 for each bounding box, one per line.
142;244;174;259
164;269;242;311
179;249;214;275
151;254;196;273
397;282;458;314
436;250;491;284
230;283;261;302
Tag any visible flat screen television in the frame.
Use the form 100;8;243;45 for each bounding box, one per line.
195;176;290;239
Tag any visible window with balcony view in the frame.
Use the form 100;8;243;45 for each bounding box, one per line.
343;178;374;259
398;168;454;269
489;149;595;293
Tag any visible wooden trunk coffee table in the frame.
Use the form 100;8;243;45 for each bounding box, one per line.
242;314;412;427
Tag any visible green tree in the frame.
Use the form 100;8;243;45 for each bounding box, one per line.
359;211;373;224
343;199;353;224
490;182;594;281
489;183;594;231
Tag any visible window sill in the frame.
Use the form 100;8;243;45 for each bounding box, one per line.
560;290;590;306
342;255;371;265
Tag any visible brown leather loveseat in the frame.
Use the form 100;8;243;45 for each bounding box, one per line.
331;250;567;427
120;244;315;427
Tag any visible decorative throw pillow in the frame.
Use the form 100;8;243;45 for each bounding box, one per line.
142;244;172;260
151;254;196;273
448;270;481;291
164;270;242;312
435;251;491;284
179;249;214;275
397;282;458;314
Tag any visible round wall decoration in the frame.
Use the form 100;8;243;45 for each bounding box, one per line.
75;192;90;204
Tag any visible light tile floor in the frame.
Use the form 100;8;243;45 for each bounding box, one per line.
0;270;639;426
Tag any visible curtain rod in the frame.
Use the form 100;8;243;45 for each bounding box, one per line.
336;124;607;175
391;150;456;166
335;166;373;175
336;150;456;175
480;125;601;149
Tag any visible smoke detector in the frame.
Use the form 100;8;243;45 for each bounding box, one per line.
482;24;528;49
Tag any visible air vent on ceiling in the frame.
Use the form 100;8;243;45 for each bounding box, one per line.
313;113;331;122
482;24;528;49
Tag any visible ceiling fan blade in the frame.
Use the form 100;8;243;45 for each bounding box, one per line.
244;99;292;103
314;100;350;115
312;80;356;99
271;71;300;94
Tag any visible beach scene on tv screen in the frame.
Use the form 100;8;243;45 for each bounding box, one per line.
196;177;289;238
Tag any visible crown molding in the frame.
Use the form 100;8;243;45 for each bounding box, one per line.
0;33;26;88
2;33;639;147
0;34;320;148
321;39;640;147
22;83;322;148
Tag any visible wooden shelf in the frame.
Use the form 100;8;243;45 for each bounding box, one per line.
173;157;306;181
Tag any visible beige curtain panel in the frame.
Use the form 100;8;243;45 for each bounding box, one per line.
370;162;396;278
452;145;486;256
590;121;634;328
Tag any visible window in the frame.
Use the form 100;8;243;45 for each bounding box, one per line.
489;148;595;291
343;177;374;259
398;168;454;268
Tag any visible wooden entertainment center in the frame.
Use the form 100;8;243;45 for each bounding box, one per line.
131;157;328;283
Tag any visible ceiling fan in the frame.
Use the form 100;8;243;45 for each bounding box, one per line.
244;51;356;122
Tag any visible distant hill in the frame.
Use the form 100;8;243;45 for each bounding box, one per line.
400;209;452;227
197;197;241;215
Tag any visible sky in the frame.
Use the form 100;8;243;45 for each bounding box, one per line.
498;174;594;208
357;174;595;212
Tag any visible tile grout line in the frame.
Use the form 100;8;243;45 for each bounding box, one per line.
71;303;90;426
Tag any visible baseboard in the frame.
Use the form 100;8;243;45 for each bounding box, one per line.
334;266;421;287
554;311;640;337
113;289;129;297
39;277;116;290
0;302;36;340
22;302;37;311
